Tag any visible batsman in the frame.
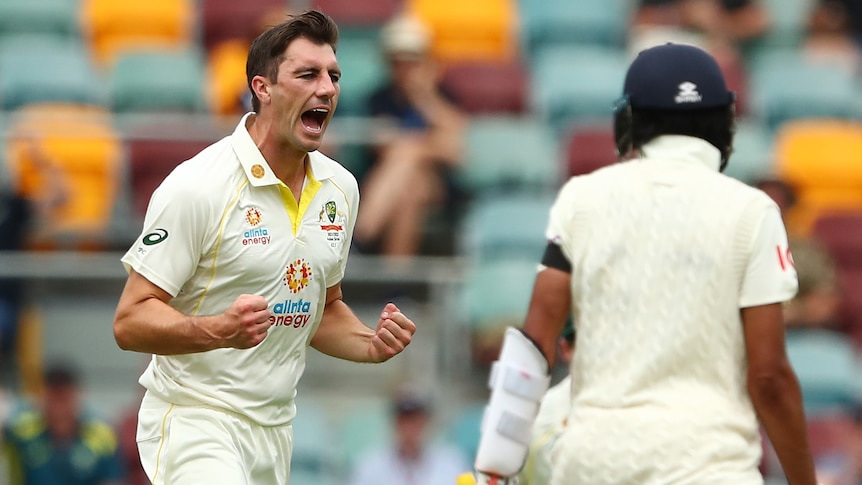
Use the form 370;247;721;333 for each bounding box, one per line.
461;43;819;485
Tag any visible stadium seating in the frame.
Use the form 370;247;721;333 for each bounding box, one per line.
836;268;862;348
108;48;207;113
407;0;519;63
812;213;862;270
290;403;339;485
330;35;386;116
461;259;537;330
458;193;554;263
564;123;617;177
4;103;122;248
723;118;774;185
441;401;485;464
785;329;862;416
310;0;402;28
529;44;630;131
440;59;529;115
518;0;632;55
127;133;219;219
774;120;862;236
207;38;251;115
750;0;816;52
0;35;103;111
458;115;561;194
0;0;79;40
333;400;392;472
749;51;862;130
200;0;286;51
80;0;196;67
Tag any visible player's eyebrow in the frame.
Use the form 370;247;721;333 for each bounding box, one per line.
291;65;341;77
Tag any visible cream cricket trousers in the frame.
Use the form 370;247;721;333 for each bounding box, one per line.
137;392;293;485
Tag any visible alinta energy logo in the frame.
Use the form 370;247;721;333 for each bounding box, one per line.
245;207;263;226
242;206;270;247
283;258;312;294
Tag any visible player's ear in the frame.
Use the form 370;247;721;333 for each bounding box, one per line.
251;75;272;106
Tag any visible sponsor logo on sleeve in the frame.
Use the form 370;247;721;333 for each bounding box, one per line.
776;245;795;271
142;228;169;246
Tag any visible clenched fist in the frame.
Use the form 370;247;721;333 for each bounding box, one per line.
368;302;416;363
213;294;271;349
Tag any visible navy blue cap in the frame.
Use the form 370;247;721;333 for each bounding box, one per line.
622;43;734;111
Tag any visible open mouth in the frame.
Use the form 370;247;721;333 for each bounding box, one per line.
301;108;328;134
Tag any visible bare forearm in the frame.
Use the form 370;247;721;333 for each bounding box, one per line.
311;299;376;362
114;297;221;355
749;369;818;485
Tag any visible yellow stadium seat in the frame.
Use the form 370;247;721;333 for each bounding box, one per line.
4;104;122;248
207;38;251;115
774;119;862;236
80;0;195;67
407;0;519;63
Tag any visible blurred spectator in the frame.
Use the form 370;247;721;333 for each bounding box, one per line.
0;179;31;363
803;0;862;75
630;0;771;50
628;0;769;115
352;14;468;257
830;0;862;48
348;388;470;485
1;363;125;485
755;177;844;331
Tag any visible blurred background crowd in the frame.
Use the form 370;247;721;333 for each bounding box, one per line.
0;0;861;484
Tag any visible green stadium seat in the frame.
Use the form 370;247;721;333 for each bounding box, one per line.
333;400;391;473
786;329;862;416
529;45;630;130
290;404;339;485
724;117;774;185
749;52;862;131
0;0;80;39
459;193;554;262
332;36;386;116
461;259;538;331
457;116;562;194
747;0;815;53
518;0;632;54
0;35;103;110
108;48;207;113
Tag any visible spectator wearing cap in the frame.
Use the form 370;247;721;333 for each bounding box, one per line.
352;13;468;258
347;388;470;485
1;363;125;485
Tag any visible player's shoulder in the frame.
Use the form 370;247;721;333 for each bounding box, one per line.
312;150;359;195
154;137;237;200
715;172;779;212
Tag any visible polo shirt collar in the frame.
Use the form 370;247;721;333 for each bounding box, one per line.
640;135;722;172
231;112;336;187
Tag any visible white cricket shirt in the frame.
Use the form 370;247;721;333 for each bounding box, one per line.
546;136;798;485
122;112;359;426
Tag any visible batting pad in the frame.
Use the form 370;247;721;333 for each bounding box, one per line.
474;327;550;477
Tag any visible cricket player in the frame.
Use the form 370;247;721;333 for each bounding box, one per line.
465;43;819;485
113;10;416;484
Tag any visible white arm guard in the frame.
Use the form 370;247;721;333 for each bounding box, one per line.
474;327;551;477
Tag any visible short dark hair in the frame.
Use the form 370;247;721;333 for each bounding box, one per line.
629;106;736;168
246;9;339;112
